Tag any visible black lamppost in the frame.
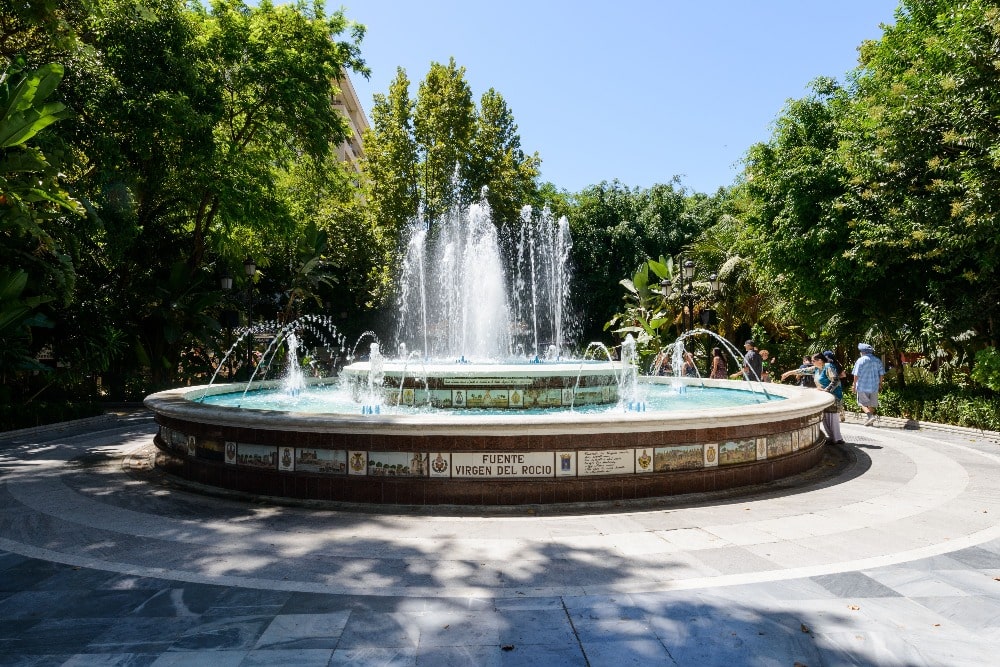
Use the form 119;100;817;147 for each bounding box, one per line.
701;273;721;329
219;272;237;379
243;256;257;371
681;259;696;333
659;260;723;335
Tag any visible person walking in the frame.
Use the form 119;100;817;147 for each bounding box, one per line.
709;347;728;379
852;342;886;426
812;352;845;444
731;339;763;381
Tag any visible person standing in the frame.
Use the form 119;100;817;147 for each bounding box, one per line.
852;343;886;426
779;354;816;388
812;352;844;444
731;339;763;381
760;349;774;382
682;352;698;377
709;347;728;379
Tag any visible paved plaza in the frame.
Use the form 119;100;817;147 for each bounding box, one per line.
1;411;1000;666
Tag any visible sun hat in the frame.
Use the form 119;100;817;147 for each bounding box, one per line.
744;339;755;346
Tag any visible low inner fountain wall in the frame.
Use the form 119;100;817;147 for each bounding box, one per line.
145;379;832;505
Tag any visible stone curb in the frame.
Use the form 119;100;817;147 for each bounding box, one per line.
0;413;119;441
844;411;1000;441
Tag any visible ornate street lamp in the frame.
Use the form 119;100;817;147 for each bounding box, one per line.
244;257;256;372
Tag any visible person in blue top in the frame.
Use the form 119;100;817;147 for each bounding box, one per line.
852;343;886;426
812;352;844;444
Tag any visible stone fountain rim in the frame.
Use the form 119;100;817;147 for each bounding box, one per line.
144;378;833;437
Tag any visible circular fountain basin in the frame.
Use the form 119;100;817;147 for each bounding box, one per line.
342;359;624;408
144;377;833;506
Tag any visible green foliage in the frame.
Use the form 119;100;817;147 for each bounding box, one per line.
570;180;712;341
414;58;475;221
465;88;540;224
971;347;1000;392
604;257;676;351
838;0;1000;343
0;269;54;376
863;384;1000;432
362;57;542;255
0;60;84;382
362;67;419;247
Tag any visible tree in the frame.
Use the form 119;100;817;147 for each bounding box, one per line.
568;180;709;342
839;0;1000;348
0;60;85;385
362;67;419;257
413;58;474;222
466;88;540;226
57;0;368;390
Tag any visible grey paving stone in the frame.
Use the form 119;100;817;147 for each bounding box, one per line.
329;646;417;666
497;643;587;666
167;616;272;652
4;618;118;656
406;609;501;647
60;654;159;667
811;571;904;598
252;611;351;649
239;649;334;666
149;651;247;667
129;586;229;617
335;610;421;649
579;639;674;667
414;644;502;667
0;559;62;591
87;617;204;653
943;545;1000;569
496;609;577;646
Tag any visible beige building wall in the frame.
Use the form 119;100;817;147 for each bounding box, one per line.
332;74;369;171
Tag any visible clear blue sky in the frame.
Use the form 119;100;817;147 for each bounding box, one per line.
340;1;899;194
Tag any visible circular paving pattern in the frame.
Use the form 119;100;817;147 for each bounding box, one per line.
2;416;1000;599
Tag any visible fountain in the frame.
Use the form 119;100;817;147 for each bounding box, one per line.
144;196;832;505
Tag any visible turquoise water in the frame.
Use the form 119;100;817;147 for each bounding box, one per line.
200;382;780;416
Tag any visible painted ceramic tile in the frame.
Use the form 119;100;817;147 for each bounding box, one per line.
579;449;635;475
575;387;604;405
756;437;768;460
508;389;524;408
719;439;756;465
635;448;654;473
429;452;451;477
767;432;793;458
561;388;574;405
185;435;196;457
556;451;576;476
654;445;703;471
367;451;428;477
224;441;238;465
278;446;295;471
237;444;277;470
348;450;367;475
703;443;719;468
451;390;467;408
197;438;225;462
400;387;415;405
451;452;555;478
294;448;347;474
